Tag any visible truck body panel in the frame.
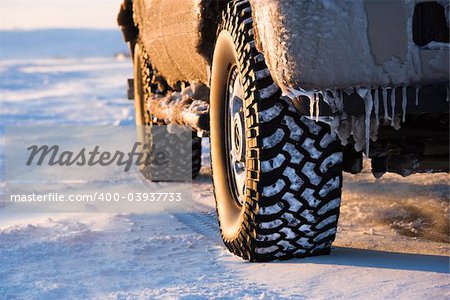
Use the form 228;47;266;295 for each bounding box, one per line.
132;0;449;91
133;0;209;85
252;0;449;91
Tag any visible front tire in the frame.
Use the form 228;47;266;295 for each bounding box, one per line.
210;0;343;261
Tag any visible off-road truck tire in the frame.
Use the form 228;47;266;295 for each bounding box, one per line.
133;42;202;179
210;0;343;261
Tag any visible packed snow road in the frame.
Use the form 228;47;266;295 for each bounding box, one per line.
0;30;448;299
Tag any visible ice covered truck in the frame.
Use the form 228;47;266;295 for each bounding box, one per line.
117;0;449;261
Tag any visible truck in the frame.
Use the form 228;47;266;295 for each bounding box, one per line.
118;0;449;261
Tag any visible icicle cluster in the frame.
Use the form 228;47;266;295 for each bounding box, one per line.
286;86;423;156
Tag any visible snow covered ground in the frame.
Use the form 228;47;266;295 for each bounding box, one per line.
0;27;449;299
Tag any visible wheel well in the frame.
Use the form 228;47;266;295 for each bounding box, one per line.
197;0;229;64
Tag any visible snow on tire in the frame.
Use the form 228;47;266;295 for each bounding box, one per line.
210;0;343;261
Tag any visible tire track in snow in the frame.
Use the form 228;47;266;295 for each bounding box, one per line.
171;200;222;246
134;164;223;245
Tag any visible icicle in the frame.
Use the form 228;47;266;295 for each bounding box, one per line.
357;88;373;156
309;93;315;119
393;114;402;130
333;89;344;114
329;115;340;137
337;114;352;146
321;90;327;107
352;115;366;152
401;86;407;122
390;87;396;127
315;92;320;122
285;87;316;109
382;88;388;120
447;85;449;102
374;88;380;128
322;90;336;114
415;86;419;106
284;87;318;119
370;116;379;142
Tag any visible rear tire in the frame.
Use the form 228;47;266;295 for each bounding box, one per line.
133;42;202;179
210;0;343;261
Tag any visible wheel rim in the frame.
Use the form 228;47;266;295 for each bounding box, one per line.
226;67;246;205
210;30;245;239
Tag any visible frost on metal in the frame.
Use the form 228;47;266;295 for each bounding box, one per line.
251;0;448;89
147;82;209;132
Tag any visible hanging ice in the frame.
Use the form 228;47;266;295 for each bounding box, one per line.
382;88;388;120
352;115;366;152
390;87;396;127
315;93;320;122
356;88;373;156
283;85;406;154
321;89;345;116
402;86;407;122
285;87;316;119
374;89;380;128
335;90;344;113
415;86;419;106
336;116;351;146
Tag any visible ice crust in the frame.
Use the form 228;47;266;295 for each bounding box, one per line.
285;85;423;155
147;83;209;131
251;0;448;89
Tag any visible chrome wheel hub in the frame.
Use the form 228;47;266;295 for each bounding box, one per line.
227;68;246;205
